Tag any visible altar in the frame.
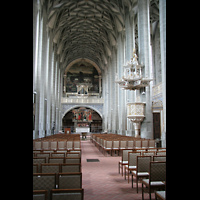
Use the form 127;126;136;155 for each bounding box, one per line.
75;127;90;133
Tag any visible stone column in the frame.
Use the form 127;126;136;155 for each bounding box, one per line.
159;0;166;147
137;0;153;139
133;122;141;138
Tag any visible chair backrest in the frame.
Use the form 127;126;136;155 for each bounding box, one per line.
61;164;81;173
127;140;134;149
66;153;80;157
51;153;65;157
33;190;47;200
51;189;84;200
57;141;66;149
50;142;58;150
41;164;60;173
42;142;50;150
137;156;151;172
69;150;81;156
33;157;46;172
36;153;51;163
35;142;42;150
74;141;80;149
156;151;166;156
122;149;133;161
128;152;140;166
33;164;39;173
66;141;73;149
148;140;155;148
142;140;148;148
58;173;82;189
150;161;166;182
33;173;56;200
120;140;126;149
135;140;142;148
49;157;64;164
113;141;119;148
153;155;166;162
142;152;155;156
106;141;112;148
65;157;81;164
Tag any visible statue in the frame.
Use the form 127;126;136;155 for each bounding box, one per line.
132;48;138;65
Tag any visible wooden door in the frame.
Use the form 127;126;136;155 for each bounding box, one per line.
153;113;161;139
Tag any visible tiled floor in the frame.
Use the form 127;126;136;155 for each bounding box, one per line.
81;139;155;200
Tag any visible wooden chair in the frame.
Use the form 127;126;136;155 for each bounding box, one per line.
112;141;120;156
41;163;60;173
34;141;42;150
50;141;58;150
153;155;166;161
50;189;84;200
58;172;82;189
155;191;166;200
51;153;65;157
156;151;166;156
74;141;81;150
142;140;149;148
104;140;112;156
66;141;73;150
127;140;134;149
33;173;56;200
61;163;81;173
148;139;155;148
142;152;155;156
142;161;166;200
124;152;140;183
33;190;47;200
131;156;151;193
33;157;46;173
33;164;39;173
119;141;127;156
118;149;133;176
66;152;80;157
48;157;64;164
65;157;81;164
135;140;142;148
42;141;50;150
57;141;66;150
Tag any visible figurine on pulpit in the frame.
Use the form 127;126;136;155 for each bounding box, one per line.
132;48;138;65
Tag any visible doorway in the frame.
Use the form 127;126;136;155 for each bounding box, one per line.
153;113;161;140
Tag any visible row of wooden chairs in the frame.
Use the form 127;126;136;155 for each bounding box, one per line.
33;151;81;158
118;149;166;199
119;149;166;177
33;140;81;150
33;189;84;200
91;134;157;156
33;133;81;142
33;173;83;200
33;163;81;173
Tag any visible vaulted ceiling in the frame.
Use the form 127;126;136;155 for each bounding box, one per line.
44;0;159;72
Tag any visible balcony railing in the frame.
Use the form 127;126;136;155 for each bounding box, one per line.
61;97;104;104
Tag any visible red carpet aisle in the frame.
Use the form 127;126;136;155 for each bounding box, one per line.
81;140;155;200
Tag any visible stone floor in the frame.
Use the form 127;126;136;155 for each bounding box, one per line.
81;139;155;200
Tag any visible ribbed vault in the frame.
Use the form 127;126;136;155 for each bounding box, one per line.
44;0;159;72
46;0;136;72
